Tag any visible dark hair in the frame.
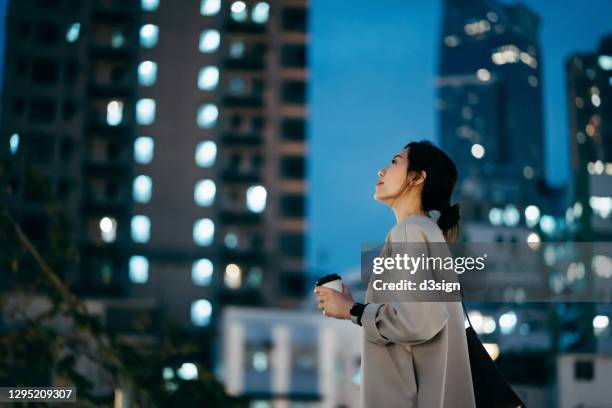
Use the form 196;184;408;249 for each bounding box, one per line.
401;140;460;241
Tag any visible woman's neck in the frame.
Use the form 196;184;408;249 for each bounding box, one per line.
392;199;427;224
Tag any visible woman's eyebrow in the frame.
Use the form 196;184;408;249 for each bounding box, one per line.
392;155;402;160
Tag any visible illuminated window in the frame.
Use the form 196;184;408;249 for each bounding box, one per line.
198;66;219;91
177;363;198;380
136;99;156;125
229;41;245;58
9;133;20;155
106;100;123;126
199;30;220;53
138;61;158;87
252;2;269;23
200;0;221;15
111;32;125;48
193;218;214;246
246;185;267;213
133;175;153;203
140;24;159;48
66;23;80;43
192;259;213;286
197;103;218;128
476;69;491;82
134;136;154;164
131;215;151;243
230;1;248;22
194;179;216;206
224;231;238;248
598;55;612;71
141;0;159;11
224;263;242;288
129;255;149;283
471;144;485;159
195;141;217;167
191;299;212;326
100;216;117;243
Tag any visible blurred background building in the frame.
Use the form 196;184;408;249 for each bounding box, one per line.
0;0;308;336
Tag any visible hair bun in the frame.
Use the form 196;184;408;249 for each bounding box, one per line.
437;202;460;231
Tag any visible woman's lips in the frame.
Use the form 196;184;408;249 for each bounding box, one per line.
376;181;384;186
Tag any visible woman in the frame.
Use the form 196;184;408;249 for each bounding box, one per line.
314;141;476;407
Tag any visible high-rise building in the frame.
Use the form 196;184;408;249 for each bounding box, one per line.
1;0;309;330
437;0;546;223
566;35;612;241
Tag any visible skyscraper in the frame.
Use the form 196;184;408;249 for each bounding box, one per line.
437;0;545;223
566;35;612;241
1;0;309;330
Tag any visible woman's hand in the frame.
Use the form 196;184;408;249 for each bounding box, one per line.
314;284;354;319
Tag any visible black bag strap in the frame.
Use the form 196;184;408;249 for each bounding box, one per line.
460;288;474;328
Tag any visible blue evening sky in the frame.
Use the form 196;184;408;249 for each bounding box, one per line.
308;0;612;277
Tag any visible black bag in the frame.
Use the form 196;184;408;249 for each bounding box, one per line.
462;301;527;408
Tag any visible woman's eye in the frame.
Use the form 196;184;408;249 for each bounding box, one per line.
391;159;396;164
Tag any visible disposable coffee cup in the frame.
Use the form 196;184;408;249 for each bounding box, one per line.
315;273;343;292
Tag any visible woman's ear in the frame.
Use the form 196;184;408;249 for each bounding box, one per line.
410;170;426;186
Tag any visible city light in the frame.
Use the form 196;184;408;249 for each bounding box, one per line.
139;24;159;48
503;204;520;227
525;205;541;227
224;232;239;249
225;263;242;288
444;35;459;47
133;175;153;203
246;185;267;213
252;351;268;371
590;196;612;218
194;179;216;206
252;2;270;24
106;100;123;126
230;1;248;22
9;133;19;155
131;215;151;243
199;29;220;52
476;68;491;81
192;259;214;286
470;143;485;159
499;312;518;334
141;0;160;11
111;32;125;48
527;232;541;249
193;218;215;246
134;136;155;164
539;215;556;235
100;217;117;243
138;61;158;87
593;315;609;329
65;23;80;43
129;256;149;284
201;0;221;15
177;363;198;380
488;207;503;226
137;98;157;125
198;66;220;91
197;103;219;128
598;55;612;70
464;19;491;35
191;300;212;326
195;141;217;167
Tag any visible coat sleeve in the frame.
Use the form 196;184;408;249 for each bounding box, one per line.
359;222;450;346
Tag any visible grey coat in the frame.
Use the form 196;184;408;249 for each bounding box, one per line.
356;215;476;408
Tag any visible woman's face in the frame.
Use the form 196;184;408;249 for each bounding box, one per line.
374;148;409;203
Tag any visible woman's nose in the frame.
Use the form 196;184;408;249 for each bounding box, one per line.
377;169;384;178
